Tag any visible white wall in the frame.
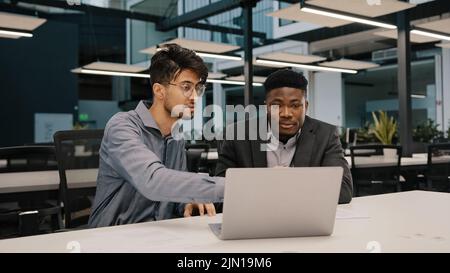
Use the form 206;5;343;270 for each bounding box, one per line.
311;72;343;127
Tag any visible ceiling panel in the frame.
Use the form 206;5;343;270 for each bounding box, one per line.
267;4;351;28
374;29;440;43
0;12;46;31
320;59;380;69
415;18;450;35
141;38;240;54
258;52;326;64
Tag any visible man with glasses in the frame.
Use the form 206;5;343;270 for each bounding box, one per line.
89;44;223;228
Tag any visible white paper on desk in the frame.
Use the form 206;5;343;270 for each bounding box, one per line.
335;207;370;220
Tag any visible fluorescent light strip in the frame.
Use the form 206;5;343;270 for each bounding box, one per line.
79;69;149;78
0;29;33;38
411;29;450;41
256;59;358;74
196;52;242;61
301;7;397;30
411;94;426;99
207;79;263;86
156;47;242;61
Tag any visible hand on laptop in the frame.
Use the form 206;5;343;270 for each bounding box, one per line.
184;203;216;217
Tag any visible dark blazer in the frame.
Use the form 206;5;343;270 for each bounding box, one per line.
215;115;353;204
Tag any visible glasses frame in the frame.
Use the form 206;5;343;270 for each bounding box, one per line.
167;82;206;98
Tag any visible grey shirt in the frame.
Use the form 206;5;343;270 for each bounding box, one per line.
266;129;301;168
88;101;224;228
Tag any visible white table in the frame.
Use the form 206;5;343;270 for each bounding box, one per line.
345;155;450;168
0;169;98;194
0;191;449;253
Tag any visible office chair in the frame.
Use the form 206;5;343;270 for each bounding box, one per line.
0;146;62;238
350;144;402;197
425;143;450;192
185;143;210;173
53;129;103;229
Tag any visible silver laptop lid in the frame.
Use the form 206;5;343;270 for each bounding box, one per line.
220;167;343;240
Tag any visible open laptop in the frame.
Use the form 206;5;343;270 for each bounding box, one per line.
209;167;343;240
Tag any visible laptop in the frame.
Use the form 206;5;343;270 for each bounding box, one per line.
209;167;343;240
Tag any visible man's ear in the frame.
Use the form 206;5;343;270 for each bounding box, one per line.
152;83;166;101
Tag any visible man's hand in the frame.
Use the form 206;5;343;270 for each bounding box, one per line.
184;203;216;217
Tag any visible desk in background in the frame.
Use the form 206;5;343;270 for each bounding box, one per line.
0;169;98;203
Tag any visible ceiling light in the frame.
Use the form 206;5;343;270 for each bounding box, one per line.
255;58;358;74
410;29;450;41
206;79;263;86
75;69;149;78
196;52;242;61
299;3;397;30
0;29;33;38
411;94;426;99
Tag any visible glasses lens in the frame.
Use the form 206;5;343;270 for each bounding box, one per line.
195;84;206;97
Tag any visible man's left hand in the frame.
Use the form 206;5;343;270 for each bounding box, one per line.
184;203;216;217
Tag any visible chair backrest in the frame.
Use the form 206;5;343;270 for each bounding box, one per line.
53;129;104;228
185;143;210;173
0;145;61;237
350;144;402;182
0;146;57;173
427;143;450;189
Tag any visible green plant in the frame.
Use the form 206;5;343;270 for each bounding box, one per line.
356;122;377;144
413;119;443;143
370;110;397;145
447;120;450;140
73;122;88;130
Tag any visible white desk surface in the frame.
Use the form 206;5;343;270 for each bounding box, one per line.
345;155;448;168
344;156;425;168
0;191;449;253
208;152;450;168
0;169;98;194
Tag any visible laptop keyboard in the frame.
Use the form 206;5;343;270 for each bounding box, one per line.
209;223;222;237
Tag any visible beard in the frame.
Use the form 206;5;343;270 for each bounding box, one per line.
165;102;193;120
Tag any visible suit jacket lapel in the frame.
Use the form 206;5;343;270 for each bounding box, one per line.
292;116;316;167
251;138;268;167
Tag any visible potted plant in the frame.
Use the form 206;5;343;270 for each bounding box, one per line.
447;120;450;141
413;119;443;143
370;110;398;157
412;119;444;153
355;122;377;144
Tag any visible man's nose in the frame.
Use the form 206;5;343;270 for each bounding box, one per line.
189;89;197;101
280;106;292;117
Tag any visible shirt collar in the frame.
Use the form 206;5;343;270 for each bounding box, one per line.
135;100;160;130
267;124;301;149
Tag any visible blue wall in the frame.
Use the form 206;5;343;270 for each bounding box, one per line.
0;20;79;146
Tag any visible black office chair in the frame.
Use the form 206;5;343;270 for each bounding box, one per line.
53;129;103;229
0;146;62;238
350;144;402;197
425;143;450;192
185;143;210;173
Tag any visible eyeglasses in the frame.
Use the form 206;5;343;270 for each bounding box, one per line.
167;82;206;98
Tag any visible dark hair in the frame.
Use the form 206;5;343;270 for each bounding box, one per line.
264;68;308;97
149;43;208;88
